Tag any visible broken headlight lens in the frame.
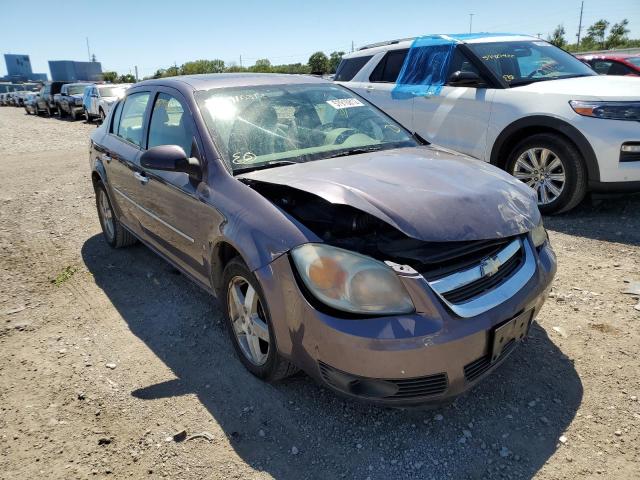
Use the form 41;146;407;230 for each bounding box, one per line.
291;243;415;315
531;222;548;248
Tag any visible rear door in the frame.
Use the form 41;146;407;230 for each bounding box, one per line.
349;49;415;128
99;90;153;236
411;46;495;160
133;88;214;284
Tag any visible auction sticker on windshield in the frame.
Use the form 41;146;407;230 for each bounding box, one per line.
326;98;364;109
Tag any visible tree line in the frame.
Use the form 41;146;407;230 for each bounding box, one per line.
119;51;346;81
547;18;639;51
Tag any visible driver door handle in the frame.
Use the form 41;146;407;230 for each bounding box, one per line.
364;85;375;92
134;171;149;185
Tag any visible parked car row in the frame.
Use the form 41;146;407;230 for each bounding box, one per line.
1;80;130;122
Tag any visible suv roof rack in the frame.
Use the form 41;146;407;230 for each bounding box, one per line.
358;37;417;51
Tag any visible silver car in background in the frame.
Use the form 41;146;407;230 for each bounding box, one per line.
83;83;131;122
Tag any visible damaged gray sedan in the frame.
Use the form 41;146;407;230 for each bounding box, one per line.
90;74;556;406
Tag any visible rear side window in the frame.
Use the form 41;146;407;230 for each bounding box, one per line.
116;92;150;147
334;55;373;81
369;49;409;83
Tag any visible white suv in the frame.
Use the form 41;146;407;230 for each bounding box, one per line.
337;34;640;213
83;83;131;122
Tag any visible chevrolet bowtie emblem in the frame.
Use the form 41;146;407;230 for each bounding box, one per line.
480;256;501;277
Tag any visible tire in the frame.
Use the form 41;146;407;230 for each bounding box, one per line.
506;133;587;215
221;257;298;382
69;108;76;121
99;108;106;123
84;109;91;122
57;105;64;118
46;105;52;117
95;182;137;248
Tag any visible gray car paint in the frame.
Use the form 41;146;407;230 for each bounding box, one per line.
239;145;541;242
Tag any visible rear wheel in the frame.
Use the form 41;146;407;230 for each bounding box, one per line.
95;182;137;248
506;133;587;214
46;105;52;116
84;109;91;122
57;105;64;118
221;257;298;381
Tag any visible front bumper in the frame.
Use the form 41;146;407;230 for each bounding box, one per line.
255;240;557;406
575;115;640;184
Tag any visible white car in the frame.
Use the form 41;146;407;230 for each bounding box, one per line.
83;83;131;122
337;34;640;213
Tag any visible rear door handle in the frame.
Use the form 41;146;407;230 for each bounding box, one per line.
133;171;149;184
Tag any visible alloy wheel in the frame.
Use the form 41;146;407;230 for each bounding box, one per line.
227;276;270;366
98;189;115;241
512;148;566;206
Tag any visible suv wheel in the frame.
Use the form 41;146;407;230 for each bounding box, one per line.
221;257;298;381
95;182;137;248
57;105;64;118
99;109;106;123
84;109;91;122
46;105;52;116
506;133;587;214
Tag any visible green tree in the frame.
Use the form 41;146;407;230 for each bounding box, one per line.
308;51;329;74
249;58;272;73
180;59;225;75
102;71;118;82
162;66;180;77
585;19;610;49
606;19;630;49
547;25;567;48
118;73;136;83
328;51;345;73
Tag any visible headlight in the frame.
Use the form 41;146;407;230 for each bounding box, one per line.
569;100;640;121
75;98;83;105
531;222;548;248
291;243;414;315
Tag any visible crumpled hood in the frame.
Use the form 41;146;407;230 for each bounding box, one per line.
512;75;640;100
240;146;540;242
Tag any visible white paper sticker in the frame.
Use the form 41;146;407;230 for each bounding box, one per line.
533;41;551;46
326;98;364;109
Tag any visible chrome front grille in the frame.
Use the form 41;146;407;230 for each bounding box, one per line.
424;237;536;318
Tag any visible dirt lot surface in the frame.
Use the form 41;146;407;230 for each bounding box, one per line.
0;106;639;480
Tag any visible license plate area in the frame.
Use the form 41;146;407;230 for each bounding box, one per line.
491;310;532;363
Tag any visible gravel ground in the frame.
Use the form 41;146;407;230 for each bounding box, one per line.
0;105;638;479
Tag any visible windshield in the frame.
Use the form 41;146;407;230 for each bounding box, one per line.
627;57;640;68
467;41;596;86
68;85;86;95
99;86;127;98
195;83;417;173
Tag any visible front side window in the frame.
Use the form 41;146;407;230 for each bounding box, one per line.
334;56;373;81
99;86;127;98
591;60;612;74
116;92;150;147
467;41;595;86
147;93;193;156
67;85;86;95
195;83;416;173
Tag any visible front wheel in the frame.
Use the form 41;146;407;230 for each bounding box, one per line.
506;133;587;214
99;109;106;123
221;257;298;382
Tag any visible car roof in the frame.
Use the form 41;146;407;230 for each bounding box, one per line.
134;73;328;91
577;53;640;61
342;33;539;58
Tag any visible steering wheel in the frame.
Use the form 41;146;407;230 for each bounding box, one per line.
318;122;338;132
527;68;547;78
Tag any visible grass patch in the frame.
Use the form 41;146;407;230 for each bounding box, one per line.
52;266;77;286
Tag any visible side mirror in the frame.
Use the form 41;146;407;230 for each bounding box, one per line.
91;93;98;97
448;70;484;87
140;145;201;179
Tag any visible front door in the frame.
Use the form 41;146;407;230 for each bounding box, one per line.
411;47;495;160
133;89;214;285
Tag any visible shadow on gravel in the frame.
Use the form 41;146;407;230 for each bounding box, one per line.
544;193;640;246
82;234;582;480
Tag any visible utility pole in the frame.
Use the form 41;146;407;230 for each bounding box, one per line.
469;13;474;34
576;1;584;46
134;65;139;82
536;33;542;38
351;40;354;53
239;55;242;68
86;37;91;62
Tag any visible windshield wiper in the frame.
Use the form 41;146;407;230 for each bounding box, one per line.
511;74;592;86
326;146;384;159
233;160;298;175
